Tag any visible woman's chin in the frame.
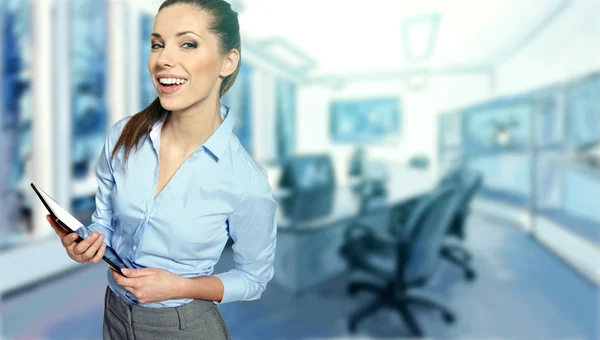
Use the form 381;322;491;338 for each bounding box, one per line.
158;98;187;112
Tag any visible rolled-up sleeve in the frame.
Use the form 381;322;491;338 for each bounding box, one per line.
214;172;277;304
75;124;120;246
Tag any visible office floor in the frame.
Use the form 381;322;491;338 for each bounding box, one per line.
1;210;598;340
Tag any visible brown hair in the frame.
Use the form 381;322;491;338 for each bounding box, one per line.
111;0;241;164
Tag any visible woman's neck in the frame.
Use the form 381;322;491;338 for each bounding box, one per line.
162;100;223;155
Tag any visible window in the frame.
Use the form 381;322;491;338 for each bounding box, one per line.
565;74;600;147
275;78;296;163
140;13;155;109
221;62;253;154
2;0;32;190
1;0;31;249
70;0;108;196
462;101;533;156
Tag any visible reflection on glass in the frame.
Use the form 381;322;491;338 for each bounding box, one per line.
330;98;401;143
221;62;253;154
140;13;155;109
275;78;295;163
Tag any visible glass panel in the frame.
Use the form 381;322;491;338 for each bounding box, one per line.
535;93;565;148
221;62;253;154
566;75;600;147
329;98;401;144
463;101;532;156
534;151;562;210
467;153;531;206
1;0;32;250
275;78;296;163
140;13;155;109
71;0;108;210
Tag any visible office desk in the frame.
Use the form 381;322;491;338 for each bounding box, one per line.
272;168;435;294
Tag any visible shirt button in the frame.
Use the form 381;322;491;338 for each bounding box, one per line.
133;245;137;250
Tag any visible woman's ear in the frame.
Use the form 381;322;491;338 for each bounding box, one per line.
220;48;240;78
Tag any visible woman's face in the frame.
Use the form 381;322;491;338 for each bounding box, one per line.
148;4;236;112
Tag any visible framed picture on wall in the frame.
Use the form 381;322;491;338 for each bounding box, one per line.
329;97;401;144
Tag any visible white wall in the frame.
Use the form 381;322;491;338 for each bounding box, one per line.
495;0;600;95
296;74;491;182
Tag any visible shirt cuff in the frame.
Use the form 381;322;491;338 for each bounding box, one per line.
214;270;248;304
76;223;114;248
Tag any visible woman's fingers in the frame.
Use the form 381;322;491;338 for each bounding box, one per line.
74;233;100;255
80;234;105;261
90;244;106;264
61;233;79;247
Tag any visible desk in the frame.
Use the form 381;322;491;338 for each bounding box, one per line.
272;167;436;294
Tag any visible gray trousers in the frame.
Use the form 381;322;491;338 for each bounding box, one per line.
103;286;232;340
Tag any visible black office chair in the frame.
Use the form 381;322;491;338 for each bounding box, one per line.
340;185;461;337
439;170;483;281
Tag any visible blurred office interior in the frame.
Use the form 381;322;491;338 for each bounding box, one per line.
0;0;599;339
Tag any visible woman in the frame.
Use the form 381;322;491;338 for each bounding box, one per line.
47;0;277;338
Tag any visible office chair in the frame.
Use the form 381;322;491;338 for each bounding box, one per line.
340;185;461;337
439;170;482;281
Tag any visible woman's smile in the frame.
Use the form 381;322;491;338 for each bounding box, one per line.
157;75;188;95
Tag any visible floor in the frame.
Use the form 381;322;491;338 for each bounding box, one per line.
1;211;598;340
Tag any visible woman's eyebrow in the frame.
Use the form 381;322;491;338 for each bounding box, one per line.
151;31;202;39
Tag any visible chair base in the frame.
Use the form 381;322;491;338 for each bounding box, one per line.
441;244;476;281
347;281;455;337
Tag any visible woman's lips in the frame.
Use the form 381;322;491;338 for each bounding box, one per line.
159;82;185;94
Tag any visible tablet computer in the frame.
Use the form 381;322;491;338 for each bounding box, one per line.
30;183;127;276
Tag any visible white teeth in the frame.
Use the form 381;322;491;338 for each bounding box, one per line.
158;77;187;85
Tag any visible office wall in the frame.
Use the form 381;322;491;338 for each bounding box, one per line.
296;74;491;182
494;0;600;96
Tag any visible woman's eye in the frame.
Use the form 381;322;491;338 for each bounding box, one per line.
151;43;163;49
182;42;198;49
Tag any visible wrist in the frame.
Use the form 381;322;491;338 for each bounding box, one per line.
173;276;191;300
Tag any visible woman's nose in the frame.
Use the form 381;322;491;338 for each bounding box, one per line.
156;50;175;68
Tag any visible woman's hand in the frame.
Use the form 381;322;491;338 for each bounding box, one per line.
46;214;106;264
111;268;185;304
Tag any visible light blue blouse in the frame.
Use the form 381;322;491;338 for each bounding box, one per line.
77;104;277;307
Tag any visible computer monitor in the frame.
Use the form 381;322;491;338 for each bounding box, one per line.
279;154;336;191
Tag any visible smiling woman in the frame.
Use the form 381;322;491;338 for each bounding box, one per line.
47;1;277;339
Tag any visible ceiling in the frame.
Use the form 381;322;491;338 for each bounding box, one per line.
235;0;570;77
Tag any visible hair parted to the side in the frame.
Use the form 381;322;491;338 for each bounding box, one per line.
110;0;241;164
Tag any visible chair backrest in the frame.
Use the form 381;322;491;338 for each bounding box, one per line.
458;170;482;213
400;185;461;284
440;168;482;214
